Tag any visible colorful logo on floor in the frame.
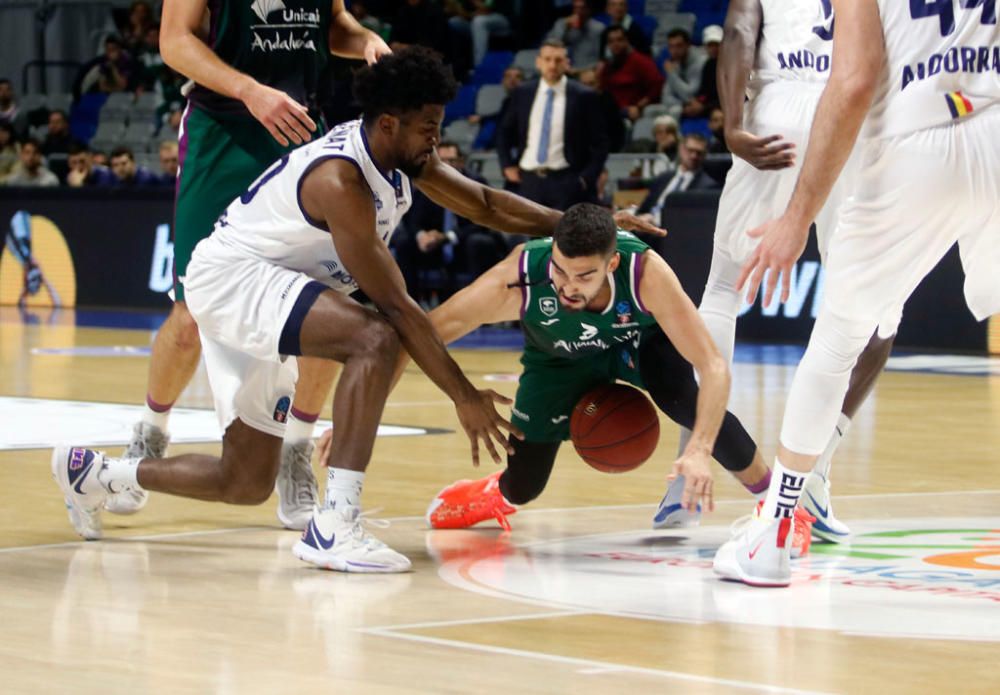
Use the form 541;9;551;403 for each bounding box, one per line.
433;518;1000;641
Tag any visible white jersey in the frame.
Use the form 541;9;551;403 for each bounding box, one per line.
866;1;1000;139
749;0;835;95
207;118;412;295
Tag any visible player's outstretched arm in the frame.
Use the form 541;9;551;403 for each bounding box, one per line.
329;0;391;63
719;0;795;170
640;251;731;512
390;246;524;386
302;159;521;465
161;0;316;147
415;153;667;237
737;0;884;308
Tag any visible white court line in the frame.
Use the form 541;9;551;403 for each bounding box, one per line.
4;489;998;555
359;626;832;695
361;609;583;632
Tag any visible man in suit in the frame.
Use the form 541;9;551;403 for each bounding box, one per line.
497;38;608;213
635;133;718;225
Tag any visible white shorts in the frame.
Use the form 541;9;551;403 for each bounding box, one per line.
185;236;323;438
822;104;1000;338
715;82;859;265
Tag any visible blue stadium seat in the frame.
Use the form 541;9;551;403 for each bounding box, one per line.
471;50;513;86
680;116;710;137
635;15;658;40
628;0;646;15
444;84;479;125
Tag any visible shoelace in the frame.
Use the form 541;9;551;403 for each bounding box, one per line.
347;508;391;549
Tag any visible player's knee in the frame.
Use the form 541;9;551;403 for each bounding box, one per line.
170;304;201;352
218;469;275;505
499;472;546;505
217;445;279;505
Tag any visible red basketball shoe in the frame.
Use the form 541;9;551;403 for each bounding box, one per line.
426;471;517;531
791;505;817;559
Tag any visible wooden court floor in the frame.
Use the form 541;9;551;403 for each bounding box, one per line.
2;315;999;694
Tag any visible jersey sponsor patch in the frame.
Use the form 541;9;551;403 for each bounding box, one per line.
273;395;291;423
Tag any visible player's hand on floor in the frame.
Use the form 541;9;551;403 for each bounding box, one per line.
241;82;317;147
315;427;333;466
612;210;667;237
668;453;714;512
454;390;523;467
726;129;796;171
737;214;810;308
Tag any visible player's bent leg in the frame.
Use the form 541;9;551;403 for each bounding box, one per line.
107;302;201;515
274;357;340;530
287;290;409;572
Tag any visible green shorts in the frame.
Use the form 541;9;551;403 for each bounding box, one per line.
511;342;646;443
173;105;297;301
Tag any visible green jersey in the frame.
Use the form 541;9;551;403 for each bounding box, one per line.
518;232;660;363
189;0;332;115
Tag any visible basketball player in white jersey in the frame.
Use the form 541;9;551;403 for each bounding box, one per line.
51;48;663;572
656;0;889;540
714;0;999;586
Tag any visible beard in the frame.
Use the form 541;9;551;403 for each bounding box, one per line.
398;153;430;178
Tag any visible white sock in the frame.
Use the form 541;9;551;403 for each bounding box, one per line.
759;459;807;520
284;412;317;445
325;467;364;510
814;413;851;480
142;399;171;431
98;457;141;494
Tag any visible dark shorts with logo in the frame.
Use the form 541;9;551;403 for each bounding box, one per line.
173;105;295;301
511;339;647;443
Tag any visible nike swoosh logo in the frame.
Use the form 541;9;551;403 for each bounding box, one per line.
748;539;765;560
307;522;336;550
550;415;568;424
805;490;829;519
71;455;96;495
655;502;683;522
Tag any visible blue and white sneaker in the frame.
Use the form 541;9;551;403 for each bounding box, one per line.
52;445;108;541
652;475;702;529
801;472;850;543
292;505;411;573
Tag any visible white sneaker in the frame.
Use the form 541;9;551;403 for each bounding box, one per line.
292;506;411;573
800;472;850;543
104;422;166;515
275;440;319;531
652;474;701;529
52;445;108;541
713;504;793;587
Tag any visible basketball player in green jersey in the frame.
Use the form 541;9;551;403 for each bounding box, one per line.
389;203;812;553
106;0;391;528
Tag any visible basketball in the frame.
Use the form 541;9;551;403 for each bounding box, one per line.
570;384;660;473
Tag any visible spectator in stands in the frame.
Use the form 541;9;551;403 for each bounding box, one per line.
682;24;723;119
470;65;523;151
393;142;490;302
498;38;609;211
66;143;117;187
707;107;728;153
3;138;59;187
348;2;388;37
0;79;20;134
162;106;183;137
634;133;717;224
447;1;514;67
598;25;663;122
627;114;680;179
42;110;73;182
136;23;166;92
0;123;19;181
109;146;161;186
158;141;179;183
547;0;604;71
578;67;625;152
659;28;706;121
78;35;135;95
92;151;110;168
121;1;154;53
599;0;650;58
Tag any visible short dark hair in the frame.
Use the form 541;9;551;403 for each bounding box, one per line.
110;146;134;160
437;140;463;157
68;142;91;156
21;137;42;152
553;203;617;258
667;28;691;43
353;46;458;125
682;132;708;147
540;38;566;51
105;34;123;47
0;78;11;87
606;24;628;41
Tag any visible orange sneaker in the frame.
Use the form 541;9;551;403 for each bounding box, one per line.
791;505;817;559
426;471;517;531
